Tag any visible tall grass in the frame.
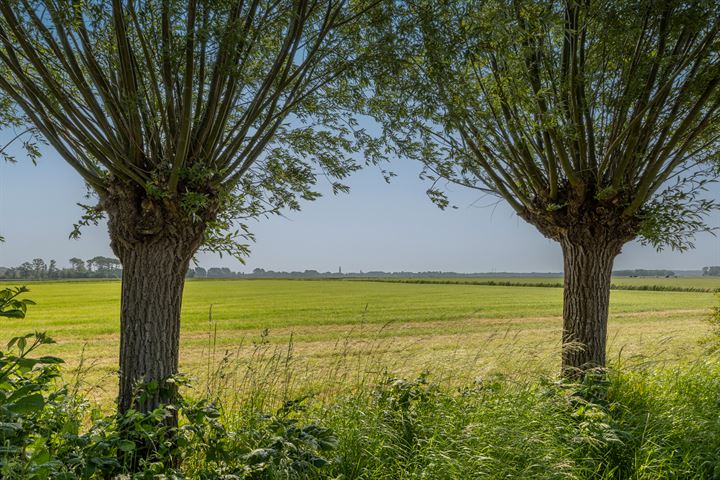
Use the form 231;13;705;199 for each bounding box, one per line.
166;310;720;479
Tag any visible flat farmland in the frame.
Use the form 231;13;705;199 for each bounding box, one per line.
1;278;717;400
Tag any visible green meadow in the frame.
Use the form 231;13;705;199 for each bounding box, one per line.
1;278;717;401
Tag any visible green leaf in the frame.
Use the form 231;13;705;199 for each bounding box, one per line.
0;309;25;319
30;446;51;464
117;439;136;452
37;356;64;364
16;357;40;370
7;393;45;414
0;422;22;435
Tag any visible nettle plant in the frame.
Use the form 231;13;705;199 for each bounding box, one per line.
0;287;64;477
0;287;63;420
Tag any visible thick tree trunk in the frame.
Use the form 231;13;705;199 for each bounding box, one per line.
117;238;190;415
103;185;209;418
520;189;639;380
560;235;622;378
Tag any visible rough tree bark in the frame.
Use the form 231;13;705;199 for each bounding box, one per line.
559;232;624;377
526;196;638;379
103;184;211;418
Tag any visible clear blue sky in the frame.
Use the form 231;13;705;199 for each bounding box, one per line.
1;139;719;273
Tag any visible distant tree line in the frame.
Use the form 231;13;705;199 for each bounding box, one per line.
187;267;563;279
703;267;720;277
0;262;702;280
187;267;342;279
185;267;687;279
613;269;676;278
0;257;121;280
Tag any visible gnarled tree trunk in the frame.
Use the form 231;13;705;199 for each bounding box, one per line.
559;233;623;377
525;198;638;380
103;185;209;418
116;238;191;415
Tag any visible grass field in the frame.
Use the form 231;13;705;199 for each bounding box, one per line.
2;277;720;478
0;277;717;401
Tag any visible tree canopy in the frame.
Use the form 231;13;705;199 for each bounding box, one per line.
367;0;720;250
0;0;381;255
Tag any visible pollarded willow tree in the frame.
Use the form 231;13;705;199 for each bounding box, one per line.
0;0;381;414
367;0;720;376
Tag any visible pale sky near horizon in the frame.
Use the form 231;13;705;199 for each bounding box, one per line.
1;139;719;273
